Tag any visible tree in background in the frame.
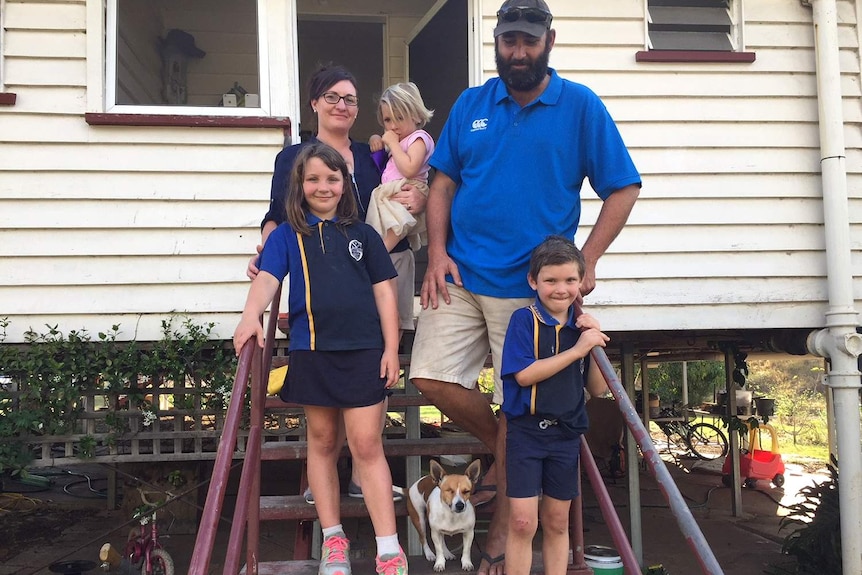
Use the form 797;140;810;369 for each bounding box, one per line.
644;360;725;407
747;359;826;447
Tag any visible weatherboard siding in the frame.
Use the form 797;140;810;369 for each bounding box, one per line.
0;0;859;341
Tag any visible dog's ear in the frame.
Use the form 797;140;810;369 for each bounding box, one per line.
429;459;446;483
465;459;482;483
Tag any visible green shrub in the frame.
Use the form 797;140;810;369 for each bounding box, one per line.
0;316;236;473
769;455;842;574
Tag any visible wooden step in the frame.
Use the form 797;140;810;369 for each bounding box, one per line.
242;551;548;575
264;391;493;411
261;437;491;461
259;493;497;522
260;494;407;521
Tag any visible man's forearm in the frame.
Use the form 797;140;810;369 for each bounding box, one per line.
581;184;639;265
425;173;456;256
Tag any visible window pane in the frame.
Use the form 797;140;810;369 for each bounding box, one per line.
650;31;733;51
647;0;734;52
115;0;260;107
650;7;731;32
649;0;728;7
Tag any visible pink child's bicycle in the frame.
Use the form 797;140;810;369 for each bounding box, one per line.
124;487;175;575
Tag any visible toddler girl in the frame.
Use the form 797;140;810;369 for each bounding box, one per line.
367;82;435;253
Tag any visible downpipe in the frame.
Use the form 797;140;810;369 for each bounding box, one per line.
807;327;862;575
802;0;862;573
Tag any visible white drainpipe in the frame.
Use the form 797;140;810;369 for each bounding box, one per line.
802;1;862;573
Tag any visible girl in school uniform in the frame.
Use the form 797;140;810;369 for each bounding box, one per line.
234;142;408;575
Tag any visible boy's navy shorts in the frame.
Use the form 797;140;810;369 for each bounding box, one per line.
506;415;582;500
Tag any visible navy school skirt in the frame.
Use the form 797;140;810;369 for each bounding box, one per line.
279;349;388;408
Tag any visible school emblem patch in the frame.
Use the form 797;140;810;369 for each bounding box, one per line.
348;239;363;261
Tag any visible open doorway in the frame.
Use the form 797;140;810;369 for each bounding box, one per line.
295;0;470;142
297;17;384;141
294;0;472;292
407;0;469;142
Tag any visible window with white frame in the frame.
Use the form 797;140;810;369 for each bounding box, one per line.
106;0;268;114
1;0;6;90
646;0;741;52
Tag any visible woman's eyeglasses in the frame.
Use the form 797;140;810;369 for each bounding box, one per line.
496;6;553;27
321;91;358;107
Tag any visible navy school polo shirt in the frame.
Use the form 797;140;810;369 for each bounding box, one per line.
258;215;397;351
501;299;591;435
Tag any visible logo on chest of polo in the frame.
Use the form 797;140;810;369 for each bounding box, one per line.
348;239;363;261
470;118;489;132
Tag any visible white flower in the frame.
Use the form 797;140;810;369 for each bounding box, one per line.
141;410;157;427
216;385;231;404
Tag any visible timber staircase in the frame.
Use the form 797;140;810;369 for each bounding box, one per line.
188;290;725;574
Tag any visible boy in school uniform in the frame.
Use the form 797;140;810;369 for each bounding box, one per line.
500;235;610;575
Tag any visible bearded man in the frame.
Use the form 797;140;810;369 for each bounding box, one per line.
409;2;642;574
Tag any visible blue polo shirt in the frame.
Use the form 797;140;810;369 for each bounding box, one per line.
258;215;397;351
429;69;641;297
501;300;591;435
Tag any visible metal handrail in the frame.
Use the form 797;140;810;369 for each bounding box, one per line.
188;335;258;574
590;345;725;575
580;436;643;573
189;286;282;575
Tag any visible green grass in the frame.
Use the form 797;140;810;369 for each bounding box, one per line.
776;442;829;465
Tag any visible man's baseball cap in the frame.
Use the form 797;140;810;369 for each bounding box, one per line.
493;0;553;38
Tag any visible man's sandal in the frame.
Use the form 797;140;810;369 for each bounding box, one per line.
479;552;505;568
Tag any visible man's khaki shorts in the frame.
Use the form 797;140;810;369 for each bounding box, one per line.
409;283;530;404
390;250;416;332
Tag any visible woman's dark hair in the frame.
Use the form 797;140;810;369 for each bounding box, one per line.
307;64;358;110
286;143;359;234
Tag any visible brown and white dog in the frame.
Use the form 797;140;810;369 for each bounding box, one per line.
406;458;482;572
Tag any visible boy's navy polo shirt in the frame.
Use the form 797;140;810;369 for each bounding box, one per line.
501;299;590;435
429;68;641;298
258;215;397;351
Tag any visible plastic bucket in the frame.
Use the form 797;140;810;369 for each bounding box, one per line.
584;545;624;575
755;398;775;417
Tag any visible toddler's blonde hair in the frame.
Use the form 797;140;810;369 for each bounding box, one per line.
376;82;434;129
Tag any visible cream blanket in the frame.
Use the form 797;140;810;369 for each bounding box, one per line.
365;178;428;251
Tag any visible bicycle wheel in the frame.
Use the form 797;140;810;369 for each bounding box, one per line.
149;548;175;575
686;422;729;460
666;422;691;453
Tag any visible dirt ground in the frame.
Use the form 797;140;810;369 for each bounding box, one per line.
0;454;830;575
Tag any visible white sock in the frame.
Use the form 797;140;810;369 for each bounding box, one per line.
322;524;345;539
376;534;400;557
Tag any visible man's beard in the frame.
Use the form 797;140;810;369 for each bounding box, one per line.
495;39;551;92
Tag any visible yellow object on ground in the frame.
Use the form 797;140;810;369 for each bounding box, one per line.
268;365;288;396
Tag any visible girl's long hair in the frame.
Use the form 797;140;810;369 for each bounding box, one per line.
286;143;359;235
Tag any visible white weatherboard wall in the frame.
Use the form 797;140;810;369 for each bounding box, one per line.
0;0;283;342
521;0;861;332
0;0;860;343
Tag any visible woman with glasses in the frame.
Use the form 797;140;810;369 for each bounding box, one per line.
252;65;425;262
251;66;425;335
